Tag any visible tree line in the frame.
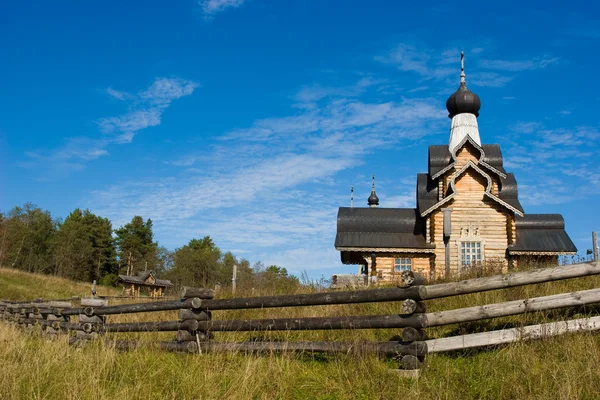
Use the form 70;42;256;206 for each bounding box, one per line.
0;203;299;292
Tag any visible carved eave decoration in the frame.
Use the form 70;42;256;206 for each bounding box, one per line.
508;250;577;256
337;247;436;254
421;160;524;217
431;136;507;181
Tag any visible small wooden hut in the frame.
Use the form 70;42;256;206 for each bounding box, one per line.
117;271;173;298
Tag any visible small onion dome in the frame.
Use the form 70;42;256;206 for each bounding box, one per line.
368;190;379;207
446;83;481;118
368;175;379;207
446;51;481;118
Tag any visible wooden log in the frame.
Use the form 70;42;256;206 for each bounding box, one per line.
46;301;72;308
401;300;426;315
423;287;600;327
421;261;600;300
178;309;211;321
103;319;199;333
64;297;203;316
426;315;600;353
180;287;215;299
201;286;424;311
160;341;198;353
45;314;68;322
79;315;105;324
197;314;426;332
401;271;427;286
175;330;211;342
194;262;600;311
81;298;108;307
401;327;429;342
190;341;428;356
399;355;422;370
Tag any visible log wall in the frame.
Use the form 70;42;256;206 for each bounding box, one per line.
374;255;432;282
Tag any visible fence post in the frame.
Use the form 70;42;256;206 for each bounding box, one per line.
177;287;215;352
72;298;107;345
43;301;72;339
396;271;427;375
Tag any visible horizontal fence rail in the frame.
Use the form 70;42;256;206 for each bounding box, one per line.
426;315;600;353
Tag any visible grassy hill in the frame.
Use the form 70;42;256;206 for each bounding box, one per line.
1;267;600;399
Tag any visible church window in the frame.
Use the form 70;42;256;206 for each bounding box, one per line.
461;241;482;268
394;258;412;272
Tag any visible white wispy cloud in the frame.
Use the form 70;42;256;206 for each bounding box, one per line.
199;0;245;19
502;122;600;206
106;87;129;100
479;56;559;72
376;42;559;89
87;77;446;273
26;77;198;173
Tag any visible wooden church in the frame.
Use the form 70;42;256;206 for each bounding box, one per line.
335;53;577;282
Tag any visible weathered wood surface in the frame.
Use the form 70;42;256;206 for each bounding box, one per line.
81;298;108;307
46;301;72;308
160;341;199;353
175;330;210;342
79;315;105;324
426;315;600;353
401;299;426;315
399;354;422;370
180;341;427;356
192;287;600;333
401;271;426;286
421;262;600;300
196;314;427;331
180;287;215;299
201;287;423;311
178;309;211;321
424;287;600;327
103;319;199;333
401;327;428;342
61;297;203;316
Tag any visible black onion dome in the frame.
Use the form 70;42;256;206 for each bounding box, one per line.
446;81;481;118
368;190;379;207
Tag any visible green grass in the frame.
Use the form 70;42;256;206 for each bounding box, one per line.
2;267;600;399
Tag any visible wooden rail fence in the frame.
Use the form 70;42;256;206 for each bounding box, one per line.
1;262;600;373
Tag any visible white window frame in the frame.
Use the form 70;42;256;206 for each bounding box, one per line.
456;240;484;272
394;257;412;272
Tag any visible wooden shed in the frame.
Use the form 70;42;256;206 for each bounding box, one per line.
335;53;577;282
117;271;173;298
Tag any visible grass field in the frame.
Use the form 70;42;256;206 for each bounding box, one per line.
2;267;600;399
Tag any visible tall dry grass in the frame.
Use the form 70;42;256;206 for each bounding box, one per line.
2;266;600;399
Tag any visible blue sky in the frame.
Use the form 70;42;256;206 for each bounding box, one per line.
1;0;599;279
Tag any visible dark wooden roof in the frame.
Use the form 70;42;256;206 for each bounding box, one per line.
416;173;439;214
509;214;577;253
428;144;507;178
335;207;434;251
498;173;524;214
118;271;173;287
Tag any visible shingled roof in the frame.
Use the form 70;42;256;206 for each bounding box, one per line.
509;214;577;254
335;207;434;251
118;271;173;287
497;173;524;214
